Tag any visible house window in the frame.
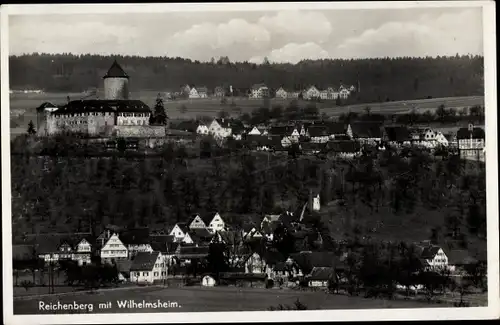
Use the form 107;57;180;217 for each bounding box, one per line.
154;272;159;276
143;272;149;276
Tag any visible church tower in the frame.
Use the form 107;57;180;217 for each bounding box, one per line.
103;60;129;100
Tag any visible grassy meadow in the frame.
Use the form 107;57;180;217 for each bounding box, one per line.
9;91;484;138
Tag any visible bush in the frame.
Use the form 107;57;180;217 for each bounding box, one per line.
21;280;33;291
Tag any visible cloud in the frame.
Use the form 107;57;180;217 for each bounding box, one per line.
250;42;330;64
258;11;332;44
167;18;271;60
9;18;141;55
335;9;483;59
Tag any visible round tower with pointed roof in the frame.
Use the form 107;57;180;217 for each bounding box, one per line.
103;59;129;100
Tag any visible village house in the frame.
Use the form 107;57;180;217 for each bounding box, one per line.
120;228;153;259
169;223;190;242
348;122;383;145
242;225;263;241
174;244;210;265
446;250;478;274
243;251;287;278
417;244;449;271
300;142;327;155
287;252;339;281
339;88;350;99
196;123;209;135
275;87;288;99
250;83;270;99
214;86;225;97
326;87;339;100
209;118;233;138
319;89;329;100
326;122;351;139
383;126;412;147
435;131;449;147
184;228;214;246
116;259;132;282
207;212;226;233
307;267;337;288
100;233;128;264
325;140;362;159
303;86;321;100
181;84;191;97
457;124;485;161
247;126;262;136
129;251;167;284
188;214;208;230
306;125;330;143
287;91;300;99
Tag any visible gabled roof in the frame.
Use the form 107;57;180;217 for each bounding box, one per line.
120;228;150;246
176;244;210;259
103;60;129;79
36;102;60;112
188;228;214;241
214;118;232;129
350;122;383;139
308;266;336;280
326;140;361;153
173;120;200;133
289;251;338;274
130;252;160;271
251;83;268;90
326;122;348;135
456;127;485;140
173;223;189;234
384;126;411;142
419;245;442;259
195;86;208;93
307;126;329;137
53;100;151;115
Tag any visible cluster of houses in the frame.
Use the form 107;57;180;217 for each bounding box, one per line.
165;83;355;101
172;117;486;161
12;189;484;290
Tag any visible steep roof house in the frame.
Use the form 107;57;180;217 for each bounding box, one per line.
348;122;383;143
383;126;412;145
130;251;166;284
169;223;190;242
307;266;337;287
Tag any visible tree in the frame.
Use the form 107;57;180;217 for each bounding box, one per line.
335;97;342;106
27;120;37;135
436;104;446;123
151;94;167;125
263;57;270;65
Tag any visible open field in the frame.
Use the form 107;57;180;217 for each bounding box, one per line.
9;92;484;138
14;285;446;314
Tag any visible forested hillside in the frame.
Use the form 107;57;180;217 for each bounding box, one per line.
9;54;484;103
11;135;486;253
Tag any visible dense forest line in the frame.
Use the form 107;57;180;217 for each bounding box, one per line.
11;134;486;254
9;54;484;103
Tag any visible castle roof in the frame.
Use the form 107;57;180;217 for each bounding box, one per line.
52;100;151;114
103;60;129;79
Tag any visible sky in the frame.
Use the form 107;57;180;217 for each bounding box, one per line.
8;7;484;64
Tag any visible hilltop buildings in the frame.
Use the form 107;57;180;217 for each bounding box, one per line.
36;60;163;137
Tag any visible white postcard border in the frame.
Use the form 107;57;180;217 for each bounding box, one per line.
1;2;498;324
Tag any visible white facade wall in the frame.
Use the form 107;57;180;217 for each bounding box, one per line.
104;77;129;100
169;225;186;242
196;125;209;135
100;234;128;262
116;112;150;126
129;254;168;284
208;213;225;233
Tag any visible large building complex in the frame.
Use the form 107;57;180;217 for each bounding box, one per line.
37;60;153;136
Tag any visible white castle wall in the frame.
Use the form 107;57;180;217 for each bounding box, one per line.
112;125;166;138
116;112;150;126
104;77;129;100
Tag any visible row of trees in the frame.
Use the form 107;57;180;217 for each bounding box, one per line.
10;53;483;104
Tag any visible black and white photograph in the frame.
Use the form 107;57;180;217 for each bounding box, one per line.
1;2;498;324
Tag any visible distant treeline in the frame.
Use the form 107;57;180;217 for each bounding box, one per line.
10;53;484;103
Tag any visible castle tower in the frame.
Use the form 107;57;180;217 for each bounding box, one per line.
103;60;129;100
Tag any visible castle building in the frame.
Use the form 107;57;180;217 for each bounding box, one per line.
39;60;153;136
